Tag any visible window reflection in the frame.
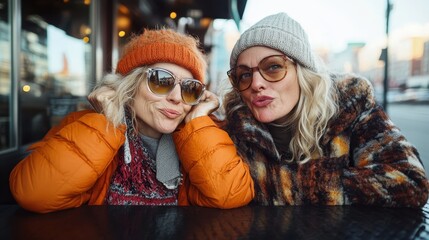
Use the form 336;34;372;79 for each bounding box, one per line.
0;0;11;151
20;0;91;145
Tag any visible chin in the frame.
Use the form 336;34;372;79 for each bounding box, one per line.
252;111;275;123
254;116;274;123
161;123;181;133
159;128;176;134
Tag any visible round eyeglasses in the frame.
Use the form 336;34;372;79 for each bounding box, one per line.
227;55;294;92
146;68;205;105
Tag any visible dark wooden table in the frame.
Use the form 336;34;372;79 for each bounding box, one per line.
1;203;429;239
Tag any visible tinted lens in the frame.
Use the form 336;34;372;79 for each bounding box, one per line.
228;55;289;92
234;66;253;91
147;68;205;105
181;79;205;105
259;56;287;81
147;69;175;94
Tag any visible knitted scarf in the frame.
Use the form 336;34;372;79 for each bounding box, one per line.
105;111;180;205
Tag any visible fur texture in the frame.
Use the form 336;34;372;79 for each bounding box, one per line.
225;74;429;207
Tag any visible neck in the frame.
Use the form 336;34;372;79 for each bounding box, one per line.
267;124;292;154
136;121;162;139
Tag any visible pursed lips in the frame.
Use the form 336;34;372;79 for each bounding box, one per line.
159;108;182;119
252;95;274;107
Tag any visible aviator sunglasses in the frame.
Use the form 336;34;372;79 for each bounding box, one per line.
227;55;294;92
146;68;206;105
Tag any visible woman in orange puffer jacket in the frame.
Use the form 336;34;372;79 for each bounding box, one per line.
9;29;254;213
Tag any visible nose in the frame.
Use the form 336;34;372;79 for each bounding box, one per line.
249;69;266;91
166;84;182;104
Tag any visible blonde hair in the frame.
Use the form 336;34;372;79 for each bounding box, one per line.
89;67;148;131
223;64;338;163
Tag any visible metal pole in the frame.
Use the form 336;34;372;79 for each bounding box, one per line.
11;0;21;150
383;0;392;111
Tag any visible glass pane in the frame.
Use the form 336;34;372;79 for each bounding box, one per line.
20;0;91;145
0;0;11;151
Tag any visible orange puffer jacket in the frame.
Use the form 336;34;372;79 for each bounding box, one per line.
10;110;254;213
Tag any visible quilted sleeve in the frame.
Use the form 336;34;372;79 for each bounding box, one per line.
9;111;125;213
173;116;254;209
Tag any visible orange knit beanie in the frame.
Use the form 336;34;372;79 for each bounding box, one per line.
116;28;206;82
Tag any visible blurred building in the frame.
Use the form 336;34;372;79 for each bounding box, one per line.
326;37;429;98
423;41;429;75
328;42;366;73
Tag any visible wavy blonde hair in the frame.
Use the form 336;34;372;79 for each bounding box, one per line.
224;64;338;163
89;67;148;131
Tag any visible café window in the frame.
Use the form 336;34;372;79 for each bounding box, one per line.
20;0;92;145
0;0;12;152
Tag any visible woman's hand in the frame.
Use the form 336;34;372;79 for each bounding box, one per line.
185;90;220;123
87;86;117;113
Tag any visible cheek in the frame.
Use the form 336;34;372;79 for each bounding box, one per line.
240;92;252;106
282;78;300;99
290;83;301;102
136;87;163;107
183;105;192;115
132;91;156;114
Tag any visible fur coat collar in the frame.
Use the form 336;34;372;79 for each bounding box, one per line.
225;74;429;206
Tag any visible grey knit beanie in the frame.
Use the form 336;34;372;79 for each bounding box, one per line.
230;12;320;72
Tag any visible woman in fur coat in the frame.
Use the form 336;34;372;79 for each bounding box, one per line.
223;12;429;207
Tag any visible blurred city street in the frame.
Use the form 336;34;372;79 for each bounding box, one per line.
387;103;429;177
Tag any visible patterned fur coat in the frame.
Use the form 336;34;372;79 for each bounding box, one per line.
225;74;429;207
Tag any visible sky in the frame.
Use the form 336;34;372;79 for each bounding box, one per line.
48;25;85;75
209;0;429;91
239;0;429;54
47;25;87;96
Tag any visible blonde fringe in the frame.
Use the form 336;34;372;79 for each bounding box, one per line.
89;67;148;132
